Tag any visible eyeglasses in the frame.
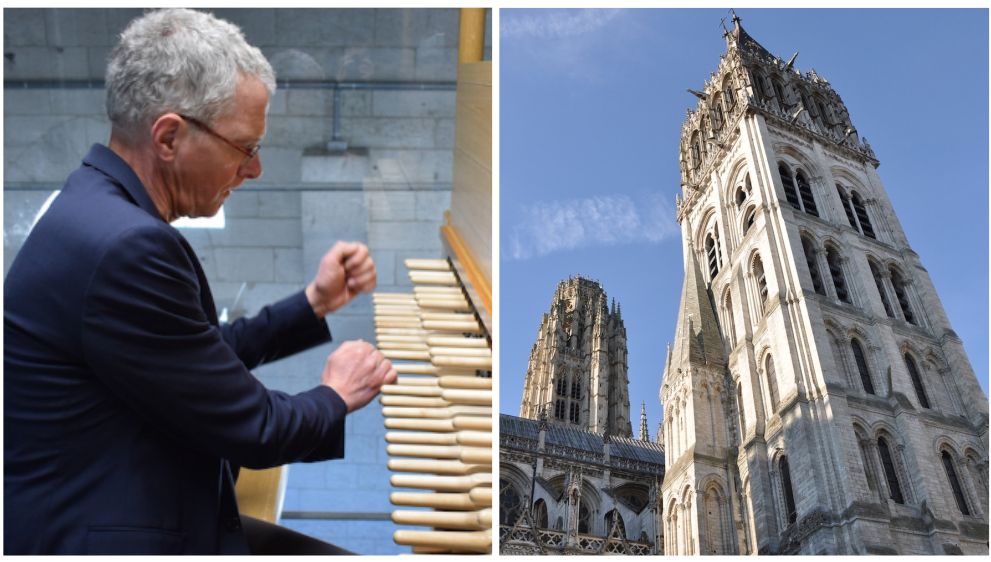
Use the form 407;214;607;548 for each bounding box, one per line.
178;114;260;162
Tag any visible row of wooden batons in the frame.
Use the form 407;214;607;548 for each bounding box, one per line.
374;257;492;554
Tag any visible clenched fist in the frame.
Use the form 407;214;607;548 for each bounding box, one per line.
322;340;397;413
305;241;377;318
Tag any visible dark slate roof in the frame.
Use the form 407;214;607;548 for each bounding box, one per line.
732;17;775;61
500;413;540;441
668;248;726;372
610;435;665;465
500;415;665;467
545;423;604;451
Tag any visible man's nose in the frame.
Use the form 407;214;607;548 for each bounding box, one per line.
240;153;262;180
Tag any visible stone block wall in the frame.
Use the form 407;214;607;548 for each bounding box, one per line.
3;7;488;554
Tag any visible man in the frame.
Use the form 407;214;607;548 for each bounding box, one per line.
4;9;396;554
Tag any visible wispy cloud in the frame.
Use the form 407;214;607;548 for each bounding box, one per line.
502;9;623;39
507;194;679;260
501;9;632;82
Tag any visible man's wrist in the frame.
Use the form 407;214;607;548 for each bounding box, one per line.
305;282;329;318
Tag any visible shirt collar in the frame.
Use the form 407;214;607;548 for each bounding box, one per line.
81;143;165;222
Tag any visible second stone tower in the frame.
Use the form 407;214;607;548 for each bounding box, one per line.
519;276;631;437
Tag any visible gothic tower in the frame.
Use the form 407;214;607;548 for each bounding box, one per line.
520;276;632;437
660;14;988;555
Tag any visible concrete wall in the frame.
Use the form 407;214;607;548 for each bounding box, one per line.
3;7;490;554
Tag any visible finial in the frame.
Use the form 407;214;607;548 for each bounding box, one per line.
639;402;649;441
731;9;741;26
784;50;799;71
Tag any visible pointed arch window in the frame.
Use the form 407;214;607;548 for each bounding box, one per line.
851;339;876;395
850;192;875;238
690;132;702;171
751;69;769;101
795;171;819;217
736;187;748;208
533;499;549;528
836;184;857;228
771;78;786;106
869;261;894;317
779;455;798;525
941;451;971;515
817;100;831;125
779;163;801;210
753;254;768;311
877;437;905;504
557;376;568;396
569;402;580;423
500;479;523;525
570;377;581;400
904;353;930;409
705;233;720;280
736;173;753;228
855;430;878;493
825;246;850;304
722;289;737;345
578;500;591;534
889;268;915;325
604;509;627;538
705;234;718;278
700;123;710;158
779;164;819;217
702;486;727;554
736;382;746;441
764;354;780;412
742;206;756;236
801;91;816;118
723;77;736;108
712;96;725;131
801;236;825;295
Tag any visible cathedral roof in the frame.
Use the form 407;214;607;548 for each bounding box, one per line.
501;414;541;441
609;435;665;464
668;247;725;371
728;13;775;61
500;414;665;466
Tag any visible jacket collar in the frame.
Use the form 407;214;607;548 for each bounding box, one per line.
82;143;165;223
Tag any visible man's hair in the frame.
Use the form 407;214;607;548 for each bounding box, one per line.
106;9;276;144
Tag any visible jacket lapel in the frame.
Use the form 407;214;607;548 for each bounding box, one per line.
81;144;221;328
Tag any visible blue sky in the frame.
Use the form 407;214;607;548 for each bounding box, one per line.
499;8;990;435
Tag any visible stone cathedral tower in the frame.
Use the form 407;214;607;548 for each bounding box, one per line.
660;14;988;556
520;276;632;437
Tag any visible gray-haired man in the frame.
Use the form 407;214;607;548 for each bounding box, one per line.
4;9;395;554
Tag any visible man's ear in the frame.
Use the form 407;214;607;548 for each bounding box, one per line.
150;113;183;162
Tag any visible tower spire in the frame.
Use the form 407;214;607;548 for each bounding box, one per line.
639;402;649;441
669;248;726;370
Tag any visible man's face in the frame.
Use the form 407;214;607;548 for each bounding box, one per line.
172;75;268;218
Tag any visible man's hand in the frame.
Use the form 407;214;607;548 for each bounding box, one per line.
305;241;377;317
322;340;397;413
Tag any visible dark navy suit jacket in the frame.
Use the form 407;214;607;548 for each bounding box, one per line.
4;144;348;554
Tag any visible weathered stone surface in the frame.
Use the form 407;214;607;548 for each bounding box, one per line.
501;279;661;554
659;16;988;557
